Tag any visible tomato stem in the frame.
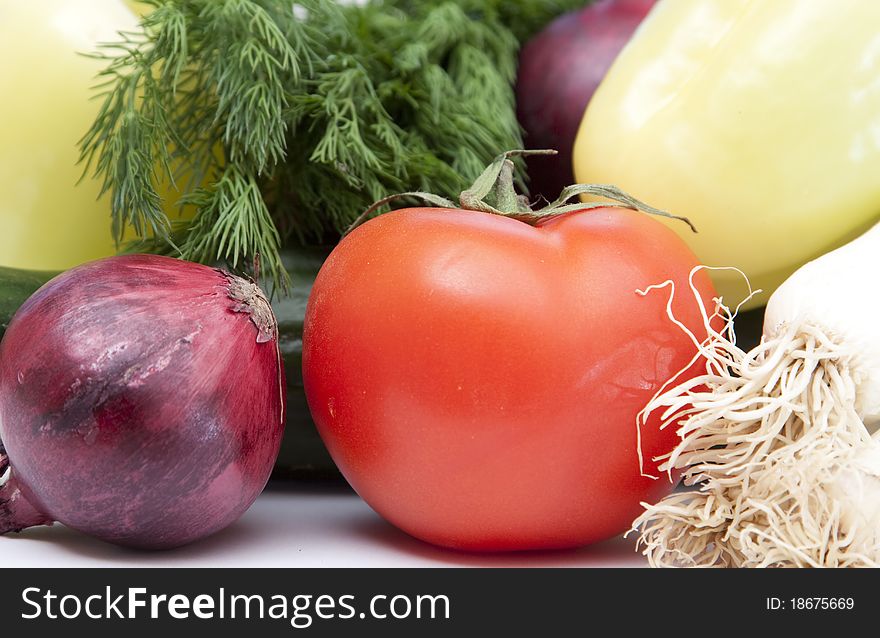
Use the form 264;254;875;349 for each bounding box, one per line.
459;150;547;214
346;149;697;234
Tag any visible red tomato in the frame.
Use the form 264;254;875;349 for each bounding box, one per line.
302;206;716;551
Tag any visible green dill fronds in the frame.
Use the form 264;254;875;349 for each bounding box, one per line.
80;0;587;290
179;165;284;287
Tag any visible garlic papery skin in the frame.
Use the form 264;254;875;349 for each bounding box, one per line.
830;440;880;542
763;222;880;429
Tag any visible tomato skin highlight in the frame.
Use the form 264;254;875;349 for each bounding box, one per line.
303;207;716;551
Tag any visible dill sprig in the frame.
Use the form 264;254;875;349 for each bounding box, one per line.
80;0;586;290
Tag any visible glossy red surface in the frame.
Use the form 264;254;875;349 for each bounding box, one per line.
303;206;715;551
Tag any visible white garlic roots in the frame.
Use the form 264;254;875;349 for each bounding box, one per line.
631;254;880;567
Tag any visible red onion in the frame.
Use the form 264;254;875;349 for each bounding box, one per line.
516;0;655;201
0;255;284;549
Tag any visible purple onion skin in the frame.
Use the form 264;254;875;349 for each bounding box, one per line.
516;0;655;201
0;255;284;549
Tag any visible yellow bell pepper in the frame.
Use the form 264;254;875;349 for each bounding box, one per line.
574;0;880;308
0;0;185;271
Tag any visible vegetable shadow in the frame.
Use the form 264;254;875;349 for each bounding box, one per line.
345;517;646;568
0;516;265;565
1;477;645;567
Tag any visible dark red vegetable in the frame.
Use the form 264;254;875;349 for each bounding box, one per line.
0;255;284;549
516;0;655;201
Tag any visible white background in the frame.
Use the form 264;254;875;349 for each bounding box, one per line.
1;481;647;567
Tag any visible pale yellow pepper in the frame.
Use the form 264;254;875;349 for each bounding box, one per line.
574;0;880;308
0;0;185;271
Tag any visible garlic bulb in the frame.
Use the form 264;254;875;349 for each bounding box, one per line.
764;223;880;428
631;222;880;567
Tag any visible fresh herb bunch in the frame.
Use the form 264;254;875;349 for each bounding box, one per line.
80;0;586;290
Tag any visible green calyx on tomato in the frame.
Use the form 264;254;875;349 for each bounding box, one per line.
347;150;696;236
303;154;716;551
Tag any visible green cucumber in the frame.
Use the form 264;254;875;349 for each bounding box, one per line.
0;265;55;332
0;248;338;479
267;247;339;478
